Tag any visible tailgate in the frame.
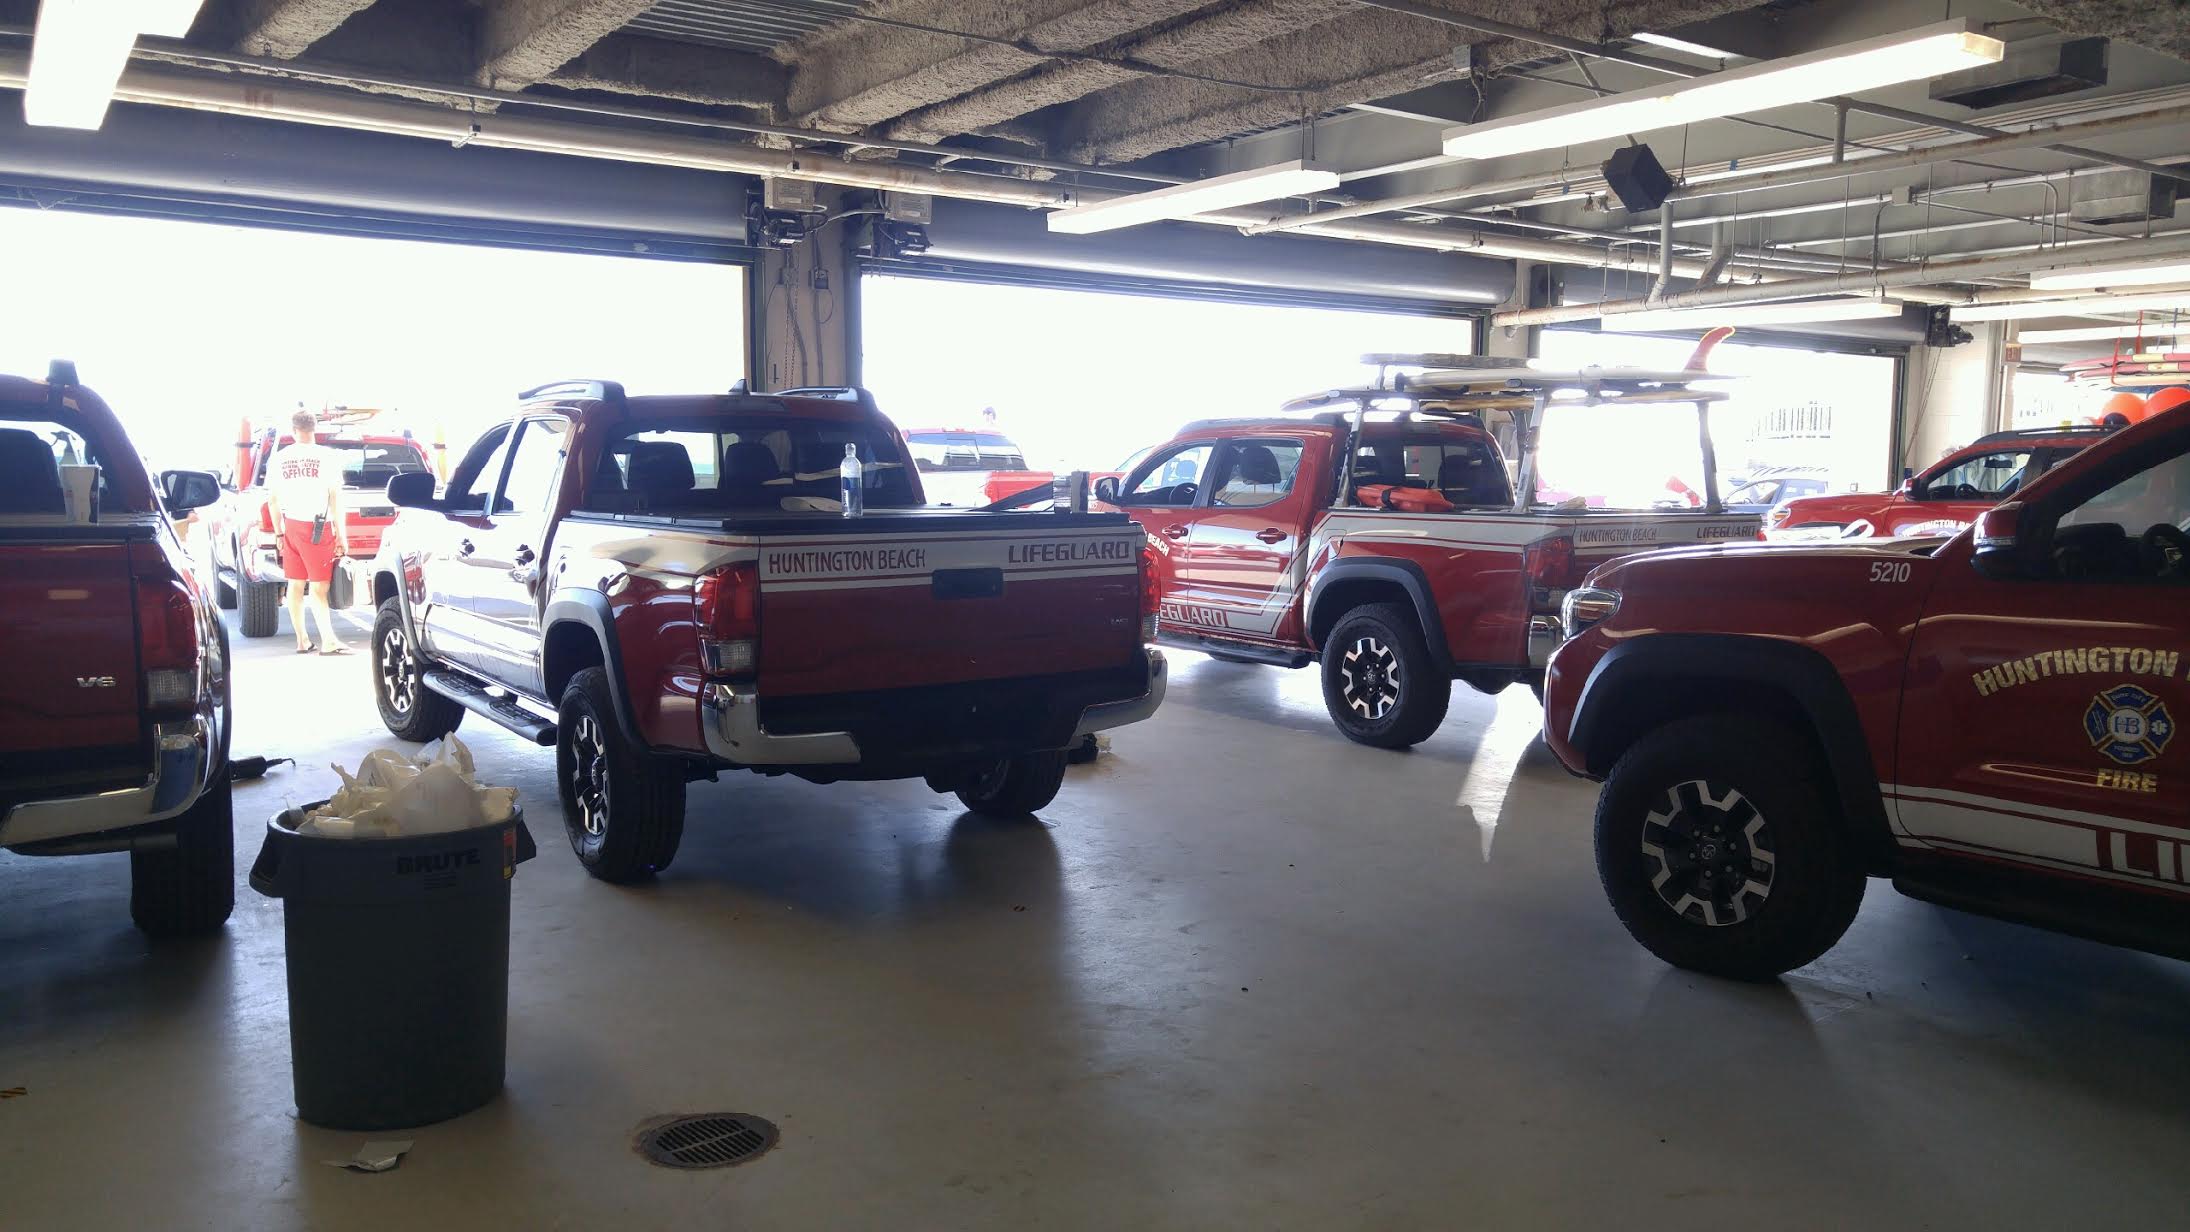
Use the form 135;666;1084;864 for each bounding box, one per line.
756;522;1143;696
0;536;143;752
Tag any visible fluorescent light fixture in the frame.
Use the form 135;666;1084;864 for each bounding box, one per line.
24;0;204;131
1953;290;2190;322
1047;159;1341;235
1442;20;2001;161
1631;31;1743;61
2030;257;2190;291
2018;323;2190;344
1601;297;1905;332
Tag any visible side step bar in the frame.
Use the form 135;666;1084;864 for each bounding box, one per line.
422;669;557;746
1893;857;2190;964
1156;630;1313;668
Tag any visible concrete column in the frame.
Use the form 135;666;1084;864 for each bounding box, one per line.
752;187;858;390
1480;262;1541;362
1900;322;2007;475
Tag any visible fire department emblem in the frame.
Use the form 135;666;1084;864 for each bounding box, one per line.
2085;684;2175;766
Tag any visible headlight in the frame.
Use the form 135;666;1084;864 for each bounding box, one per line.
1560;586;1620;641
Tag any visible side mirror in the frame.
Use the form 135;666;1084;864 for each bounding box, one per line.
386;471;439;510
159;469;222;514
1094;476;1121;505
1970;502;2028;579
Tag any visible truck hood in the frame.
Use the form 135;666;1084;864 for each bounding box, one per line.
1585;534;1951;588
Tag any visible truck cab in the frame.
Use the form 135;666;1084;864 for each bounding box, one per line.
1545;402;2190;980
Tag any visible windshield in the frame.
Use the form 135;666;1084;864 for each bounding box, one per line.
906;430;1026;472
583;420;917;513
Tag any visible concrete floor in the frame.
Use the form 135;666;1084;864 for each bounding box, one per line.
6;606;2190;1230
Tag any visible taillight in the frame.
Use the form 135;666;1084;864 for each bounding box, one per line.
695;561;760;678
1522;534;1577;609
1138;542;1160;643
130;543;200;712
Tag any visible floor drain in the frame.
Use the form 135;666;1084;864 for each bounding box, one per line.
636;1113;779;1170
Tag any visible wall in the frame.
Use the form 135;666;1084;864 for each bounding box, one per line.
1901;324;2008;475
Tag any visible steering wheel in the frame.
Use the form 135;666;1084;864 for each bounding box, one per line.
1172;482;1198;506
1953;483;1982;500
2140;522;2190;577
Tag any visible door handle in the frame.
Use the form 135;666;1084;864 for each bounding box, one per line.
1161;524;1189;540
1255;528;1286;544
513;545;536;565
457;538;475;557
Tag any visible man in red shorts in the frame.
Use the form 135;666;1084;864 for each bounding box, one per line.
265;408;351;655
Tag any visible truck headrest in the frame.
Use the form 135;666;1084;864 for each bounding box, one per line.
625;441;694;498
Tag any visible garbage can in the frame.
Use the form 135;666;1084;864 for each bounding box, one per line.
250;803;535;1131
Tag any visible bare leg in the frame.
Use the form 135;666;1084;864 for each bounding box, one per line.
286;580;311;650
307;581;347;651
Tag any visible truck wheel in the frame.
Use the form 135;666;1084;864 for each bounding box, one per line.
955;750;1070;817
1320;603;1449;749
557;666;685;882
1594;716;1866;981
371;599;462;742
212;548;237;610
238;576;281;638
130;776;235;937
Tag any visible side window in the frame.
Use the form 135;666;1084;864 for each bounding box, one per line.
496;418;571;516
1919;450;2032;501
1210;440;1304;509
1121;443;1213;507
2058;449;2190;539
446;424;516;514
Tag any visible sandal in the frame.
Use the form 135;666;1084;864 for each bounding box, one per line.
320;644;353;657
294;644;315;655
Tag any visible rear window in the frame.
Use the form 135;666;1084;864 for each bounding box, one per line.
907;431;1025;472
1352;434;1512;507
329;440;429;488
0;411;118;516
584;419;917;513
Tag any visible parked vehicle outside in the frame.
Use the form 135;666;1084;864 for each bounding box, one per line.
1763;425;2114;542
0;363;233;935
1544;401;2190;979
901;426;1031;507
367;382;1165;882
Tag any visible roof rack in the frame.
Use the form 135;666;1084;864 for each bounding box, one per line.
1973;423;2117;444
519;379;627;403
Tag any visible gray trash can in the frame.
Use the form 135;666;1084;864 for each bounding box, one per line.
250;803;535;1131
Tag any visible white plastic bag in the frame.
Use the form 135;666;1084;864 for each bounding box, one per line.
300;736;516;838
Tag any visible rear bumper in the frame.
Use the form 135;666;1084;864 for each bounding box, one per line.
700;651;1167;771
0;718;217;848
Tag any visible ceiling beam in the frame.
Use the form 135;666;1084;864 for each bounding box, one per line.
2010;1;2190;61
475;0;654;90
541;33;787;110
888;0;1345;145
782;0;1210;133
230;0;378;58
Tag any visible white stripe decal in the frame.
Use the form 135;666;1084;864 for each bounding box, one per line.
1883;781;2190;891
1883;783;2190;842
770;566;1135;593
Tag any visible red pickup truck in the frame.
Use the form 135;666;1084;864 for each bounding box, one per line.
1;363;234;935
206;418;434;636
1101;359;1757;748
1545;401;2190;979
1763;424;2114;542
366;382;1166;882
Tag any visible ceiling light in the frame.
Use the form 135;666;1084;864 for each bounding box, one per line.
1442;19;2002;161
24;0;203;131
1952;290;2190;321
1047;160;1341;235
1600;297;1905;332
2018;323;2190;344
1631;31;1743;61
2029;258;2190;291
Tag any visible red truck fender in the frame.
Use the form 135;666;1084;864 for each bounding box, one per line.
540;590;646;747
1303;556;1453;670
1561;632;1896;871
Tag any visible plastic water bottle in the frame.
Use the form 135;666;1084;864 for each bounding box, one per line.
839;442;864;517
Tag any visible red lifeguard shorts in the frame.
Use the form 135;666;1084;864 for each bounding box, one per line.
281;517;340;583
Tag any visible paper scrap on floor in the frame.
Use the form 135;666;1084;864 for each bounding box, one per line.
297;736;517;838
324;1140;413;1173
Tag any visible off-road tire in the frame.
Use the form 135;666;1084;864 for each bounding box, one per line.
1595;715;1866;981
956;750;1070;817
238;575;281;638
212;553;238;610
1320;602;1449;749
557;667;685;882
371;599;462;742
130;776;235;937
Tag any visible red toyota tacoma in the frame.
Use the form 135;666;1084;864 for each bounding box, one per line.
366;381;1166;882
1763;424;2114;542
1103;357;1757;748
1545;402;2190;979
205;414;434;636
1;363;234;935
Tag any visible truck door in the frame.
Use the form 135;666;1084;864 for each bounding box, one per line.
1111;441;1215;636
416;423;516;673
461;415;570;696
1896;429;2190;892
1175;437;1311;643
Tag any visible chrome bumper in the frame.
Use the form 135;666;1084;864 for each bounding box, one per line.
0;718;216;848
1071;649;1167;739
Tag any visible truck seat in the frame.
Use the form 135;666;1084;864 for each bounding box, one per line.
1439;453;1508;506
0;428;65;514
624;441;695;507
720;440;786;507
